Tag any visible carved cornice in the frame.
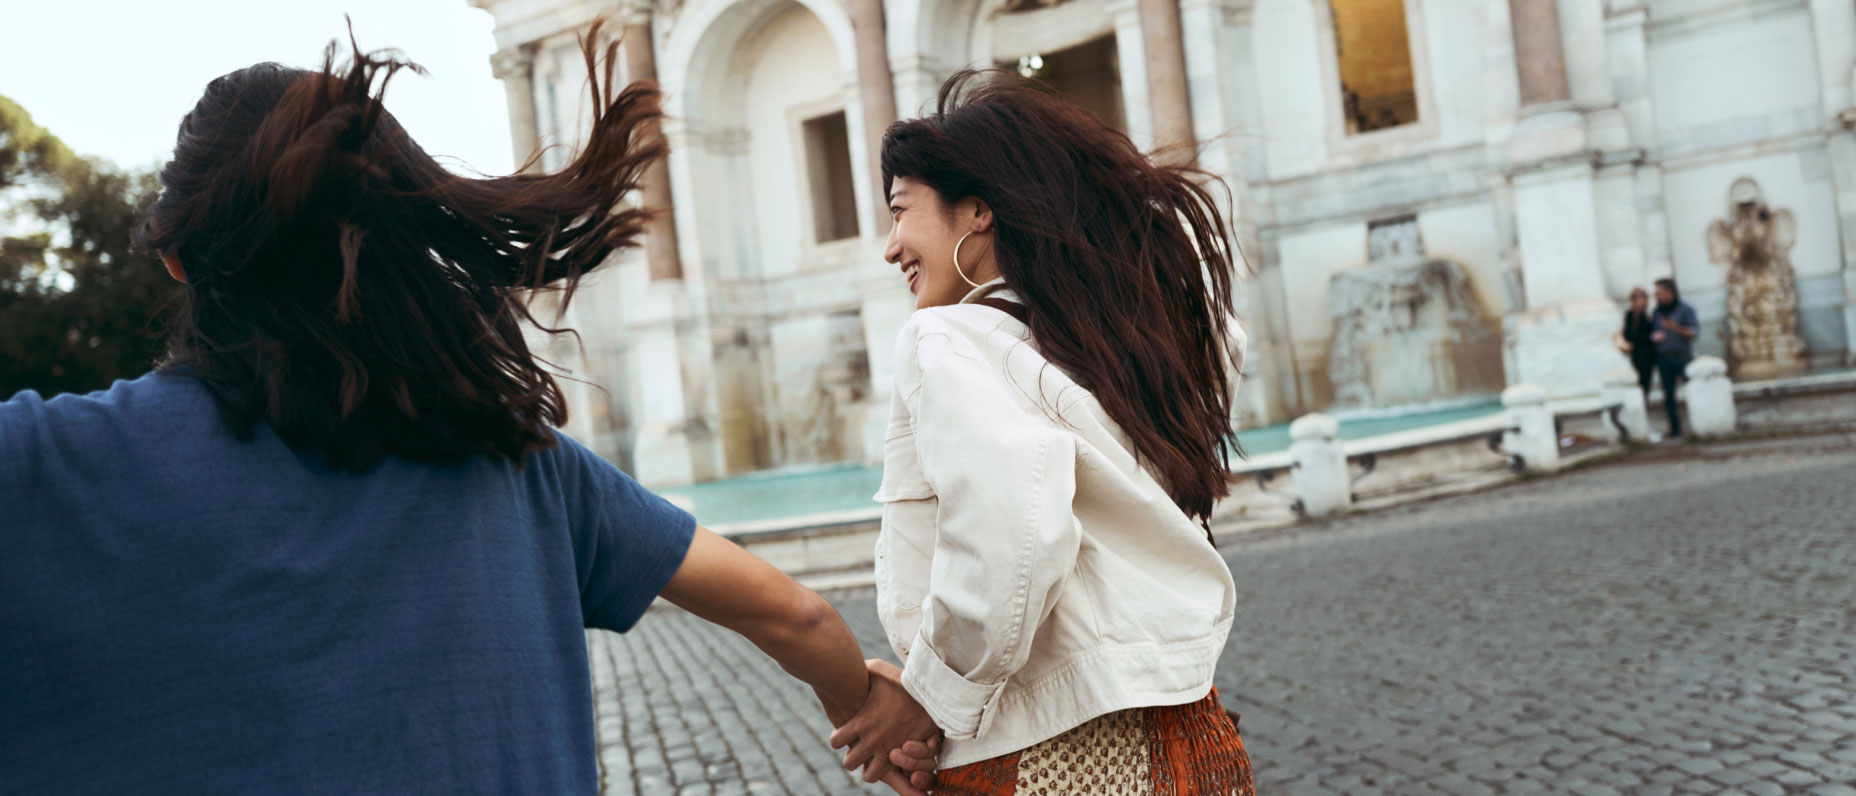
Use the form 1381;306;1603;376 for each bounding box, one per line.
616;0;654;26
489;44;537;80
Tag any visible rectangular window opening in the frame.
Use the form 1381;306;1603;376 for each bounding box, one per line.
802;110;860;244
1331;0;1420;134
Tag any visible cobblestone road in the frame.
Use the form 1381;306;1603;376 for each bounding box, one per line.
588;433;1856;795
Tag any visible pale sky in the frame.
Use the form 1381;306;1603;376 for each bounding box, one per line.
1;0;514;176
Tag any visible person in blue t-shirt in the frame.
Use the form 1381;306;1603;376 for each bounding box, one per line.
0;28;937;796
1650;277;1701;437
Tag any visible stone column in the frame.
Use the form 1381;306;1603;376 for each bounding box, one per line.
847;0;899;234
1137;0;1197;166
1808;0;1856;364
1561;0;1631;145
490;45;540;172
621;9;684;282
1499;0;1618;399
1507;0;1570;107
1577;0;1648;299
1604;1;1674;285
1834;125;1856;365
1177;0;1277;423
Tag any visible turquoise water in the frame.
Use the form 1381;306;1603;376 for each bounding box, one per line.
1229;398;1504;456
663;398;1504;527
659;464;886;528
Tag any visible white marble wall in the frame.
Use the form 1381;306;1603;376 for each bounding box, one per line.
1647;1;1822;156
475;0;1856;486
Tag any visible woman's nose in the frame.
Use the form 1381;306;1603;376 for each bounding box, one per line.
883;227;902;264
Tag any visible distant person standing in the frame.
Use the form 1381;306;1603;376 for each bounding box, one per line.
1650;278;1700;436
1616;286;1658;399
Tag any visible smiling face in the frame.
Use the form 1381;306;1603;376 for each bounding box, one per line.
884;176;998;310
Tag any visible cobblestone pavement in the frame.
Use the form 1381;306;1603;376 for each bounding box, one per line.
587;433;1856;795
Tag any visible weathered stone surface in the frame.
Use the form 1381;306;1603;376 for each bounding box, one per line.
590;434;1856;794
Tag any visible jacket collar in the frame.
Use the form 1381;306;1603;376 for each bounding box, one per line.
957;278;1018;305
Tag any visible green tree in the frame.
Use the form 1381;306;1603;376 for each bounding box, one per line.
1;94;178;397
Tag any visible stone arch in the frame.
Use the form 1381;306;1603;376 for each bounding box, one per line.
661;0;858;123
657;0;863;282
899;0;1116;70
656;0;879;472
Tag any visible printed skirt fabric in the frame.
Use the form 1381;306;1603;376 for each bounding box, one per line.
933;689;1256;796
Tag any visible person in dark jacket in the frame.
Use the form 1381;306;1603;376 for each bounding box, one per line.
1617;286;1658;399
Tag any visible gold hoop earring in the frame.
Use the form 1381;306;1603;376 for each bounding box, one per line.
953;231;983;288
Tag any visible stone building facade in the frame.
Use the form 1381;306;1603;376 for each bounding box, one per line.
472;0;1856;487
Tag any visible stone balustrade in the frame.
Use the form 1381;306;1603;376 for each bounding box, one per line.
1600;368;1654;444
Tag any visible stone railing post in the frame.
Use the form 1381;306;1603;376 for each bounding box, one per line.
1502;384;1560;474
1684;356;1737;437
1600;369;1652;444
1289;413;1351;518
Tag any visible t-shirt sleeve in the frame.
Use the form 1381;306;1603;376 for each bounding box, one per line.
0;390;46;504
553;434;697;633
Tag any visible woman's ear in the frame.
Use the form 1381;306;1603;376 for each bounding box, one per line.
161;253;188;284
966;197;995;234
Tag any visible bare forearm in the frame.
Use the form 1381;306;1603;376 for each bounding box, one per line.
750;595;870;724
658;527;870;724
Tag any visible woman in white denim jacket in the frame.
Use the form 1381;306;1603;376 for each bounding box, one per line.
827;71;1256;795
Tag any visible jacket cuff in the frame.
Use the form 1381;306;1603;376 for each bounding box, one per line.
899;633;1006;740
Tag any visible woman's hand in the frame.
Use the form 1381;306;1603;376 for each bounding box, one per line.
876;768;932;796
828;659;941;785
888;736;941;793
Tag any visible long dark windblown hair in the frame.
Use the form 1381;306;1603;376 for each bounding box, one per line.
882;70;1243;523
136;22;660;470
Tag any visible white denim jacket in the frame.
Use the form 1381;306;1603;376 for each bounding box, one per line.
872;281;1243;768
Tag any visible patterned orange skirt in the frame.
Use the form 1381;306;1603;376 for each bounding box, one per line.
933;688;1256;795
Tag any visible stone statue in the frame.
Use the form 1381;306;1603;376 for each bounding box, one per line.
1705;178;1808;380
1327;219;1503;409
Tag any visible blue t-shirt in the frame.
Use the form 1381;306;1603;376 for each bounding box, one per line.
0;371;696;794
1651;301;1701;361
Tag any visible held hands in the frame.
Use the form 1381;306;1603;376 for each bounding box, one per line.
888;737;941;793
829;659;942;794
